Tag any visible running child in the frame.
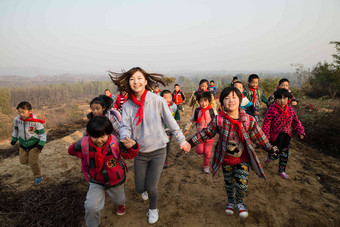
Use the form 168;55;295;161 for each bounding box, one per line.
10;101;46;184
188;79;217;113
267;78;299;106
161;90;180;168
172;84;186;112
262;88;305;179
183;87;277;219
209;80;217;97
233;81;258;117
184;91;215;173
114;90;128;113
68;116;140;227
243;74;268;122
109;67;190;224
85;95;121;138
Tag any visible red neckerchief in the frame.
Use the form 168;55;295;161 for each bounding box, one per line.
20;113;45;124
173;90;180;101
130;89;147;126
198;87;207;92
156;89;161;95
275;102;290;121
249;85;257;105
196;105;212;123
89;135;111;173
242;93;245;98
168;102;173;110
218;110;244;142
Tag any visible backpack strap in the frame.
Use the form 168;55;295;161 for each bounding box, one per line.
80;137;91;181
193;108;200;122
209;108;215;119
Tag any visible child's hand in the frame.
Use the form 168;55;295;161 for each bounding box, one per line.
291;101;298;106
299;135;305;140
184;130;189;136
180;142;191;153
121;137;136;149
255;111;260;116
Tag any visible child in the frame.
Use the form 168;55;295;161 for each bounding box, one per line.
184;87;276;219
161;90;180;168
188;79;217;113
114;90;128;113
209;80;217;97
68;116;140;227
85;95;121;138
262;88;305;179
10;101;46;183
109;67;190;224
104;89;115;107
243;74;268;122
154;85;161;95
172;84;186;112
230;76;238;86
184;91;215;173
233;81;258;116
267;78;299;106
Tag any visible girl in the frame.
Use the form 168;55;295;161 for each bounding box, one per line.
262;88;305;179
184;87;276;219
114;90;128;113
184;91;215;173
188;79;217;114
85;95;121;138
68;116;140;227
233;81;258;117
109;67;190;224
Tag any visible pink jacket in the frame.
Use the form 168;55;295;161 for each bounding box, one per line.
262;104;305;143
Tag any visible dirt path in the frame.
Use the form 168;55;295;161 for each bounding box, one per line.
0;104;339;226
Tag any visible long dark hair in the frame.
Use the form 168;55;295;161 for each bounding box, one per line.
108;67;165;97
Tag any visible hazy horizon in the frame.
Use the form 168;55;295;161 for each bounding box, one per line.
1;0;339;77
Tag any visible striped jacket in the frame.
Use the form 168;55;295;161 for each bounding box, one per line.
188;109;273;178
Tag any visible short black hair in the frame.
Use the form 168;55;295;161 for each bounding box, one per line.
233;81;244;88
219;87;242;108
105;89;110;92
160;90;172;97
279;78;290;86
248;74;259;83
16;101;32;110
86;116;113;138
194;90;204;102
199;79;209;86
274;88;292;99
197;91;212;103
155;84;159;88
174;84;180;87
210;80;215;83
233;76;238;80
90;95;113;114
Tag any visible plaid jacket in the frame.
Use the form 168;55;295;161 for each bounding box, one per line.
188;109;272;178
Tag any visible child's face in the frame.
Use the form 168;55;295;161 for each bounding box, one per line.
199;98;209;109
223;92;240;113
155;87;160;91
276;96;289;108
91;135;109;148
233;83;244;93
17;108;32;120
249;78;259;89
199;82;209;91
174;86;180;91
105;90;111;96
279;81;289;90
91;103;104;116
163;93;173;105
129;71;147;94
210;82;214;87
121;91;127;96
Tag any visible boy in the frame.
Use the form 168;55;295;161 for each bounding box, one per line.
161;90;180;168
154;85;161;95
172;84;186;112
243;74;268;122
230;76;238;86
209;80;217;97
11;101;46;183
267;78;299;106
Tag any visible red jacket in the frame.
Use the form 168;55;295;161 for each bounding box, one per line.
68;135;139;187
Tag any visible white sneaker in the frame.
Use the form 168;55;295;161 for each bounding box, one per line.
142;191;149;201
237;203;249;218
203;167;210;174
225;203;235;215
147;209;159;224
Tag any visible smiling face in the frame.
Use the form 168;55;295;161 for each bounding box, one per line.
91;103;104;116
279;81;289;90
91;135;109;148
129;71;147;96
249;78;259;89
174;85;180;91
276;95;289;108
233;83;244;93
163;93;173;105
17;108;32;120
223;91;240;113
199;98;209;109
199;82;209;91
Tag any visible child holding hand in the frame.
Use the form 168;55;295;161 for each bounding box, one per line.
262;88;305;179
68;116;139;227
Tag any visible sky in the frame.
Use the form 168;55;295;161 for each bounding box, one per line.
0;0;339;76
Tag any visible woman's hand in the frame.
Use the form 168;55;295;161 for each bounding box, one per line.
121;137;136;149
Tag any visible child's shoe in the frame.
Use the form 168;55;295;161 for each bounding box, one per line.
203;167;210;174
34;176;43;184
117;204;126;215
142;191;149;201
279;172;289;179
237;203;248;218
147;209;159;224
264;154;270;164
163;161;169;168
225;203;235;215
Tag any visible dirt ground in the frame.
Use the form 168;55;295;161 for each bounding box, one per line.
0;103;339;227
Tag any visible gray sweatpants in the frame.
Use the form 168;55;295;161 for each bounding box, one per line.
134;147;166;209
84;182;126;227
